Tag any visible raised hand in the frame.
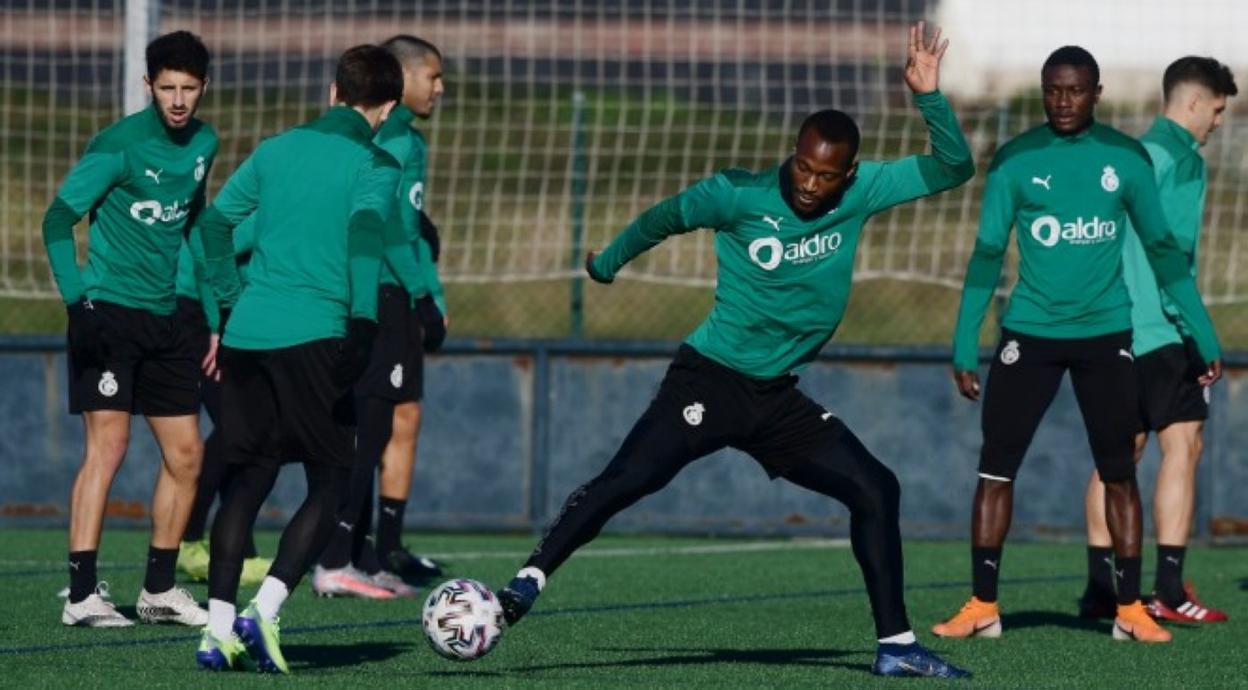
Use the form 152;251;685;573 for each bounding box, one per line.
903;20;948;95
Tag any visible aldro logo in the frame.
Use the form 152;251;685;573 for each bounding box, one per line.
1029;215;1116;248
748;231;843;271
129;199;191;226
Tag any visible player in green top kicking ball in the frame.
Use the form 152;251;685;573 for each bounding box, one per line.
44;30;218;629
496;22;975;679
937;46;1222;645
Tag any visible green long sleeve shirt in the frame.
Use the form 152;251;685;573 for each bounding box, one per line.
1122;117;1206;355
374;105;432;301
42;104;218;313
195;105;399;350
592;90;974;378
952;121;1220;371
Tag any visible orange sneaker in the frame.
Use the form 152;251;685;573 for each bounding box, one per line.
932;596;1002;638
1113;601;1172;642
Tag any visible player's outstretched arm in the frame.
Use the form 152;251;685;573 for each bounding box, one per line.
586;173;738;284
862;21;973;214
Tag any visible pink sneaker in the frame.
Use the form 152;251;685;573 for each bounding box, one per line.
311;565;396;599
369;570;419;598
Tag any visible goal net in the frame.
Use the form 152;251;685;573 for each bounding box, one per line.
2;0;1245;343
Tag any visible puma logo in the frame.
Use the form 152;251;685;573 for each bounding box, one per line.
145;168;163;185
1031;175;1051;190
983;559;998;570
762;215;782;232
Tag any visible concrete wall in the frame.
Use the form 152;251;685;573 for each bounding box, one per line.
2;339;1244;540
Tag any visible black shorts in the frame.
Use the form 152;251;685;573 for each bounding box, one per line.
174;296;212;364
979;328;1137;483
67;300;202;416
219;340;356;469
640;345;848;478
356;285;424;403
1136;339;1209;433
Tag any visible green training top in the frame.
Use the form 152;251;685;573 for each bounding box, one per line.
176;213;261;331
952;121;1220;371
373;105;430;300
195;105;399;350
1122;117;1205;355
591;91;974;378
42;104;218;314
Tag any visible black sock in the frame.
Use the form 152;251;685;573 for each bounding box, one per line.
68;550;98;604
356;537;383;576
318;520;355;569
1114;556;1142;605
376;496;407;557
1154;544;1186;605
1086;546;1116;595
144;546;179;594
971;547;1003;603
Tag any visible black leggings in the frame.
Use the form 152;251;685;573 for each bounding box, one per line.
526;398;908;639
182;378;257;558
318;395;393;570
208;462;349;604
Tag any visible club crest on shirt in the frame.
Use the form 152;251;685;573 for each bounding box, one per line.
1100;165;1119;192
98;370;119;397
194;156;206;182
682;402;705;426
1000;340;1020;365
390;364;404;388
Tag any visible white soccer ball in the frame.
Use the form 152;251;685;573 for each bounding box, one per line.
422;578;505;661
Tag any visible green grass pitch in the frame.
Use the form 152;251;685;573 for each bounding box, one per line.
1;528;1244;688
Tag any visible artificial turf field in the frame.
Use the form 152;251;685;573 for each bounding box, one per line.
1;528;1244;688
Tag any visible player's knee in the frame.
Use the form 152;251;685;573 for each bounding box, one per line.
163;437;204;476
84;430;130;470
392;403;421;435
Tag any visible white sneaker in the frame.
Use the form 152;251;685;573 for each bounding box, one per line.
62;582;133;627
311;565;395;599
369;570;419;598
136;586;209;626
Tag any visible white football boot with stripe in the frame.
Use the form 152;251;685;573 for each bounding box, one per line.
136;586;209;626
62;582;133;627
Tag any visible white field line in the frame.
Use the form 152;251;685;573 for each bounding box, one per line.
0;539;850;569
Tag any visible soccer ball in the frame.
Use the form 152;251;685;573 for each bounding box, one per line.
421;578;505;661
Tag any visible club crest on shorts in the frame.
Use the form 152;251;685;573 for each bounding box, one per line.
390;364;404;388
1203;385;1211;405
1100;165;1119;192
1000;340;1021;365
682;402;705;426
97;370;119;397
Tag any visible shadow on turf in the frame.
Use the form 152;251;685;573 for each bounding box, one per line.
283;641;413;669
505;646;873;674
1000;610;1105;633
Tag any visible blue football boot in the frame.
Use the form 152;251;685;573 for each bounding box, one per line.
497;574;542;626
872;642;971;679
